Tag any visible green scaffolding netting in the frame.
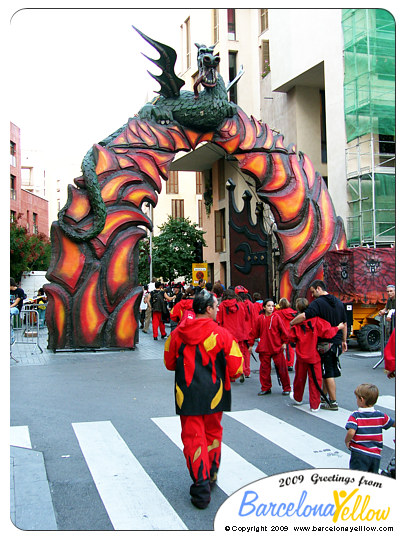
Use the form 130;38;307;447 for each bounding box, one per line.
342;9;395;142
346;173;395;245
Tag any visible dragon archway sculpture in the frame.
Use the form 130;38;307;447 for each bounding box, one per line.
44;28;346;350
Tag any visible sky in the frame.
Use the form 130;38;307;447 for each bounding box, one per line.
9;6;190;181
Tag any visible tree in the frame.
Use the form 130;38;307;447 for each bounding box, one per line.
138;217;206;284
10;216;51;282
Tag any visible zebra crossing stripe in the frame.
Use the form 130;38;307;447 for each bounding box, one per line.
72;421;187;530
10;426;32;449
152;416;266;495
226;409;350;469
377;395;395;411
298;402;395;450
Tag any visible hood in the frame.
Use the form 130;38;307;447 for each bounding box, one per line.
175;317;216;345
322;294;337;307
220;298;239;313
276;307;297;321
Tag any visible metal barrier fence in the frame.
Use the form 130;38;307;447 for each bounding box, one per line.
10;305;44;362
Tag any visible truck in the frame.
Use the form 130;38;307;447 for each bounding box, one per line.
323;246;395;351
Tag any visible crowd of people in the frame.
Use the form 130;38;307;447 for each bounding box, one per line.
148;278;396;509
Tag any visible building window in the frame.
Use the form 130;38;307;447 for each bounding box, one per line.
196;172;203;194
10;141;16;167
10;175;16;200
228;51;238;103
198;199;203;228
215;209;226;252
261;40;270;78
26;210;30;233
167;170;179;194
213;9;219;43
33;213;38;234
320;90;327;163
171;199;184;219
260;9;268;33
185;17;191;70
11;211;16;223
227;9;236;40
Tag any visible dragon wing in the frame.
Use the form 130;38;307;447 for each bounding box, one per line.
133;26;185;98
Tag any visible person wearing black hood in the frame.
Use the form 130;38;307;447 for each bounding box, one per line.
290;280;347;411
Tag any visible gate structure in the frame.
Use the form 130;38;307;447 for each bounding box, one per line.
44;28;346;350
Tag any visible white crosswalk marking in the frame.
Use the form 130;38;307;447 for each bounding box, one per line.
72;421;187;530
226;409;350;468
10;425;32;449
296;404;395;449
377;395;395;410
152;416;266;495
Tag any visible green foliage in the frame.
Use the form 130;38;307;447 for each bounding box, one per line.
137;217;206;284
10;216;51;282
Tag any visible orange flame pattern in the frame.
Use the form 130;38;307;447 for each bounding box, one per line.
46;105;345;349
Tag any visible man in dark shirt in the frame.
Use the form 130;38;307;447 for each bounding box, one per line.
290;280;347;410
10;278;25;345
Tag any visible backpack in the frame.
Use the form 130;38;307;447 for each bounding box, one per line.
151;289;164;311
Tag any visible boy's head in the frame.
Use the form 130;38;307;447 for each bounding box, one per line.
295;297;308;313
278;297;290;309
354;383;379;407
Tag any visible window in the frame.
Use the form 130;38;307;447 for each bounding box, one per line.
215;209;226;252
196;172;203;194
26;210;30;232
10;141;16;167
10;175;16;200
261;40;270;78
213;9;219;43
171;199;184;219
198;199;203;227
33;213;38;234
228;52;238;103
320;90;327;163
185;17;191;70
167;171;179;194
227;9;236;40
260;9;268;33
379;134;395;156
11;210;16;223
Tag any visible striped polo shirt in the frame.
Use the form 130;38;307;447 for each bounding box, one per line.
345;407;395;458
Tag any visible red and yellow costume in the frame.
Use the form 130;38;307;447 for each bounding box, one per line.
164;316;243;508
276;307;297;368
288;318;340;409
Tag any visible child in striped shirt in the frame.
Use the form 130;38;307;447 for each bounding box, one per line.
345;383;395;473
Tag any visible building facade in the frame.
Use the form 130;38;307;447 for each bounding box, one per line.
10;122;49;237
163;8;394;296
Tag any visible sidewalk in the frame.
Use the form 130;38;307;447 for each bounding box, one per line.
10;323;171;530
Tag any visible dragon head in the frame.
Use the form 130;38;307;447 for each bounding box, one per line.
194;43;220;95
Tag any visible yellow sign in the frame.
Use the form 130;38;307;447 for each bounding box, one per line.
192;263;208;286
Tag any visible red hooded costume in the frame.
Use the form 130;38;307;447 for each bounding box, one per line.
217;298;251;376
164;316;243;508
275;307;297;368
170;298;194;323
288;317;340;409
253;312;291;393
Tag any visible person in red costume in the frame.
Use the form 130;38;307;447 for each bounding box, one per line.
234;286;258;380
252;298;292;395
275;298;297;371
164;289;244;509
288;298;345;411
384;328;395;378
170;287;196;324
217;288;251;381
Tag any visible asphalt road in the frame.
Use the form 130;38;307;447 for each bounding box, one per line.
10;331;395;531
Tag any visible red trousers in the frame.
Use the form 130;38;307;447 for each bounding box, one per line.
180;412;223;502
152;311;166;338
239;341;250;376
259;351;291;392
283;343;295;368
293;360;322;409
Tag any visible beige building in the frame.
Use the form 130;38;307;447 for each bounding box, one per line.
153;8;395;289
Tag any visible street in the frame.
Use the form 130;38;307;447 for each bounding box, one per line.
10;328;395;531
